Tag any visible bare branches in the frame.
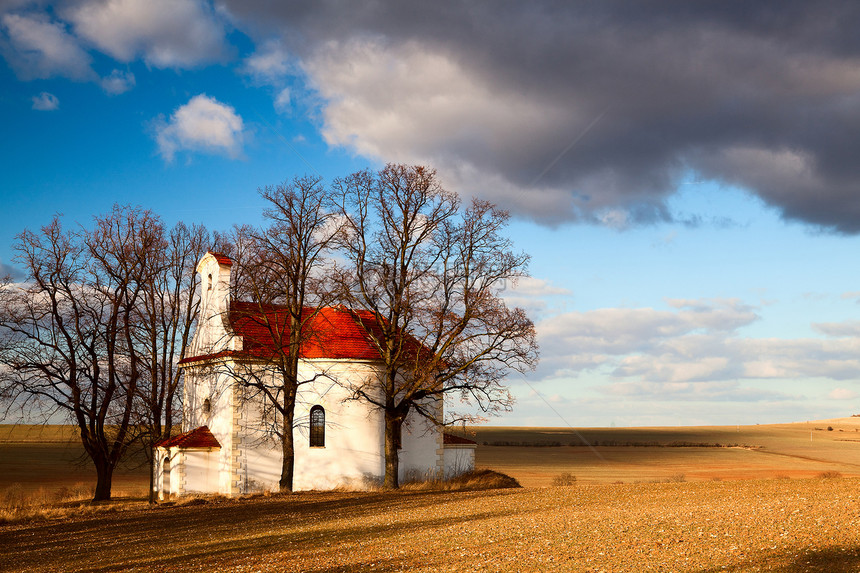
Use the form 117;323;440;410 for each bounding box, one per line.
0;206;215;502
333;164;539;488
224;175;340;491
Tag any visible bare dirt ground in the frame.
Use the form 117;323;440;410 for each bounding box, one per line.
2;419;860;571
1;478;859;572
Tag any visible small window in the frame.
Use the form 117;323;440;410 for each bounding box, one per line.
309;405;325;447
202;398;211;415
207;274;213;291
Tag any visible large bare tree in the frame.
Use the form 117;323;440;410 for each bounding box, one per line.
0;207;164;501
227;175;340;491
333;164;539;488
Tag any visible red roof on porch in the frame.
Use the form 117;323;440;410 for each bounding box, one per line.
155;426;221;449
443;433;477;445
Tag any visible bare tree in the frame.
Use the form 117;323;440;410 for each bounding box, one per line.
0;207;164;501
227;175;340;491
134;222;215;504
333;164;538;488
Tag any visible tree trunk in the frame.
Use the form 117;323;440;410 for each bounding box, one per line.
279;403;295;492
383;410;402;489
148;446;156;504
92;457;114;502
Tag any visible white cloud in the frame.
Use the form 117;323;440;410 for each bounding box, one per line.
813;320;860;338
540;299;757;360
507;276;572;298
274;87;292;113
829;388;858;401
598;380;791;402
243;39;290;83
31;91;58;110
154;94;245;161
67;0;226;68
100;69;135;95
1;12;94;80
501;276;572;317
535;299;860;385
666;298;758;332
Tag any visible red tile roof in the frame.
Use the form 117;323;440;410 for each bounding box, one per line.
155;426;221;449
180;303;405;364
443;433;478;446
227;302;384;361
208;251;233;266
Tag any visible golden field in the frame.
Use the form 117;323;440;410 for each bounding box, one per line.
1;419;859;572
463;417;860;486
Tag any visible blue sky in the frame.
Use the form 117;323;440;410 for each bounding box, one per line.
3;1;860;427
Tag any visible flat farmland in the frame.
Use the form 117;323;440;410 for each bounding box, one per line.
1;479;859;572
0;425;149;495
2;419;860;572
464;418;860;486
3;418;860;494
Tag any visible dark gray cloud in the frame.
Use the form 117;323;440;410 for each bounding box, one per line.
223;1;860;231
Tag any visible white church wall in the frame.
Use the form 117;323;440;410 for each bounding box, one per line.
183;364;236;495
154;447;169;499
293;361;387;490
188;254;233;358
227;360;390;491
399;404;443;482
183;450;220;494
154;446;182;499
443;445;476;478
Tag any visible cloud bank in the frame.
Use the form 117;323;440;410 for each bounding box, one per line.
224;1;860;232
1;0;228;91
5;1;860;233
537;298;860;388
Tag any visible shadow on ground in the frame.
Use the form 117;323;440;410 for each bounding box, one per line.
0;489;519;573
699;546;860;573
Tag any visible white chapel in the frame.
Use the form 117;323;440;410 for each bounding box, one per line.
155;252;475;498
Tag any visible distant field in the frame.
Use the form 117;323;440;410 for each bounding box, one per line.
0;425;149;495
3;418;860;493
458;417;860;487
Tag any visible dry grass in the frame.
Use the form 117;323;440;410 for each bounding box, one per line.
2;478;859;572
0;483;149;524
551;471;577;486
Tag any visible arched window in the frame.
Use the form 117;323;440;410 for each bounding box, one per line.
309;405;325;447
162;456;171;498
207;274;213;291
202;398;211;415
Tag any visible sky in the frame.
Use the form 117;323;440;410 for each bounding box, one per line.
2;0;860;427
